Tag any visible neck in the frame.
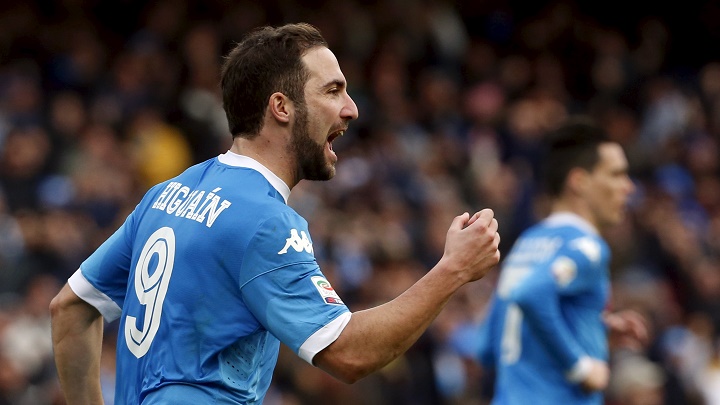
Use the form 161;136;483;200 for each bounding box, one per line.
550;198;600;232
230;134;299;189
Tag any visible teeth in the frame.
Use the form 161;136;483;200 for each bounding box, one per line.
339;131;344;137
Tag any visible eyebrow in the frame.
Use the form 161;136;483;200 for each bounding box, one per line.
321;79;346;90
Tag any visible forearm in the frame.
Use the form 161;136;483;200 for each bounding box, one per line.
50;284;105;405
314;210;500;383
511;280;586;373
515;288;609;390
314;262;464;383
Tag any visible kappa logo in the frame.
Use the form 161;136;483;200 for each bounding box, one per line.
278;229;314;255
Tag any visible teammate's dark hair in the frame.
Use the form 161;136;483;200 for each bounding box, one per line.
541;116;609;197
220;23;327;139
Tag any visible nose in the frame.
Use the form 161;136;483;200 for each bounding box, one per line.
625;175;636;196
342;92;359;121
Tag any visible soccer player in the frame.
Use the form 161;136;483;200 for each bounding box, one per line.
50;23;501;404
474;117;647;404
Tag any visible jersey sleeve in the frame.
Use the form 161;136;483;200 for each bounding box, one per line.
239;213;350;364
551;236;605;296
71;210;137;321
507;254;589;380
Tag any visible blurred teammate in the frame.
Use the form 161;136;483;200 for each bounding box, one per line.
474;117;647;405
50;23;501;404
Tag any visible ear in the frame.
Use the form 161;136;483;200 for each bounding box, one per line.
566;167;590;195
268;92;292;124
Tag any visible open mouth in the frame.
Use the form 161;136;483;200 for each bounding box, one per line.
327;129;346;150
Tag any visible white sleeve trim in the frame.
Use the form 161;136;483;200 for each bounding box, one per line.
298;312;352;365
566;355;593;383
68;269;122;322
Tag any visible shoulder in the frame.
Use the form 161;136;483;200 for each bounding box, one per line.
535;215;606;261
141;158;218;199
566;234;606;262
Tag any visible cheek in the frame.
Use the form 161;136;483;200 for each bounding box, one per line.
307;114;328;140
590;182;620;209
611;180;631;199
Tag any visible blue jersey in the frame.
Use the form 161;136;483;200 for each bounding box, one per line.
68;152;350;404
475;213;610;405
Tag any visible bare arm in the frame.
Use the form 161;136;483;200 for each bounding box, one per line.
50;283;105;405
314;209;501;383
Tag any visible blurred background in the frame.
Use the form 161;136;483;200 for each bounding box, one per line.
0;0;719;404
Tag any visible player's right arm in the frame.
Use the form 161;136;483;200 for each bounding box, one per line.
50;284;105;405
313;209;501;383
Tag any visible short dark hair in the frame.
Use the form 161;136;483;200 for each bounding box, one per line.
220;23;327;139
541;116;609;197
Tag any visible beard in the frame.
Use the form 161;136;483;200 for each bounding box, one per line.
289;102;336;181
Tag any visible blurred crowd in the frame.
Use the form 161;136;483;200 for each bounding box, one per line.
1;0;719;404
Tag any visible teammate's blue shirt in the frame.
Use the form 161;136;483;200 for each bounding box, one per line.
475;212;610;405
68;151;351;404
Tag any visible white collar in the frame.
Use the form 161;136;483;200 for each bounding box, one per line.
544;211;599;235
217;151;291;204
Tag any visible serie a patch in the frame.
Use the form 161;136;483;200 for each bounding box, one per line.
551;256;577;287
311;276;344;305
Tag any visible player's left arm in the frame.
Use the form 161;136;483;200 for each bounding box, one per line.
603;309;650;350
508;260;587;371
50;283;105;405
508;238;605;384
50;206;140;404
